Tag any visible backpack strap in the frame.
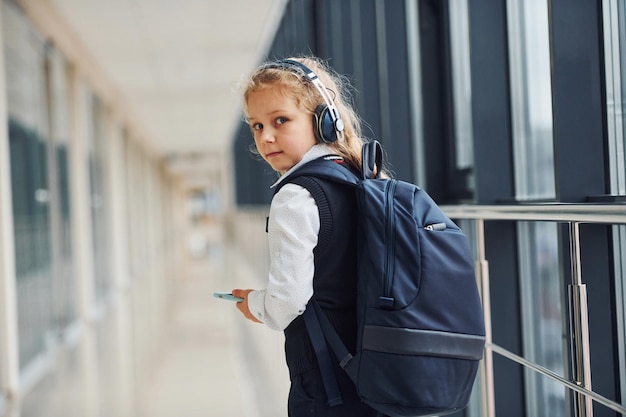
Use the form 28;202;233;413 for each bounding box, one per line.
303;300;356;407
302;304;344;407
309;300;354;370
280;157;359;187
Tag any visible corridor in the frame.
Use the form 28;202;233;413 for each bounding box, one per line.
136;243;290;417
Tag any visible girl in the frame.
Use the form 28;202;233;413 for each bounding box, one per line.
232;56;386;417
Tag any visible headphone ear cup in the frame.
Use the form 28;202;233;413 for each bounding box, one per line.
313;104;338;143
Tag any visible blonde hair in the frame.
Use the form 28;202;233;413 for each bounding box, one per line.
242;56;366;172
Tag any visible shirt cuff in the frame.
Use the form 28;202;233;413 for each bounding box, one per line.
247;289;266;324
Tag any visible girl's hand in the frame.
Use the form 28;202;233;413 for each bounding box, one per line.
232;289;262;323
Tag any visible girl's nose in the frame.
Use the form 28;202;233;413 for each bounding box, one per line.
259;128;275;143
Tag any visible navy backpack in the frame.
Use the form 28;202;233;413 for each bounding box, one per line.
285;141;486;417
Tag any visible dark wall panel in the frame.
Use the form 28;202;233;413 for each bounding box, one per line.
233;124;276;205
353;0;382;143
418;0;453;203
467;0;514;204
382;0;413;181
486;222;525;417
550;1;607;203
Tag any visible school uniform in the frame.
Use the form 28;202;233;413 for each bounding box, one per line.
248;145;386;417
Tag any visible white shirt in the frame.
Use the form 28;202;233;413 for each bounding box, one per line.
247;144;336;330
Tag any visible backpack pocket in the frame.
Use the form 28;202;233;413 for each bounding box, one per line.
354;349;480;416
357;179;423;310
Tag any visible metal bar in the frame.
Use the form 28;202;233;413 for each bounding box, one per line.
489;343;626;415
474;219;495;417
441;204;626;224
568;222;594;417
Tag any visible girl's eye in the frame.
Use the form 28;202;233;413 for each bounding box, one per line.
275;117;287;125
251;122;263;131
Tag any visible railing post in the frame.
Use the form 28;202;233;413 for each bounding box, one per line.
475;219;495;417
568;222;593;417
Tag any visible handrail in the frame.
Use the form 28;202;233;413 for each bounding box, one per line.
489;343;626;415
440;203;626;224
439;203;626;417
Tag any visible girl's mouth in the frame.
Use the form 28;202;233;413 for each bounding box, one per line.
266;151;282;158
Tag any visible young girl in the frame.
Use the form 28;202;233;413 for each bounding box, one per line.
232;56;386;417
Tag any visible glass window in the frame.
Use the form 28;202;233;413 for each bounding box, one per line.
603;1;626;195
87;94;110;300
507;0;555;201
602;0;626;405
2;0;54;368
614;225;626;406
517;221;566;417
449;0;474;172
46;47;75;327
507;0;565;415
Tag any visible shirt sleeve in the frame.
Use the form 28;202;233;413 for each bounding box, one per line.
247;183;319;331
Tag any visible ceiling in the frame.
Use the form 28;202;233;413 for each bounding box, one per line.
40;0;287;188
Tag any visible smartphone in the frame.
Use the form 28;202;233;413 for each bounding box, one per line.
213;292;244;302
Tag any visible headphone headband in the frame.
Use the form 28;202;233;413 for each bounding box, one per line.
265;59;345;142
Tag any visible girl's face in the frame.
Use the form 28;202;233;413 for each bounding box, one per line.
246;85;317;174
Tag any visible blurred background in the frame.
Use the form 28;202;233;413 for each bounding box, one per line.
0;0;625;416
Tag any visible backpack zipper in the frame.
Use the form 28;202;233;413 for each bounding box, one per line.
424;222;446;231
380;179;397;309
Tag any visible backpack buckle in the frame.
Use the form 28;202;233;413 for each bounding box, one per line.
379;296;395;309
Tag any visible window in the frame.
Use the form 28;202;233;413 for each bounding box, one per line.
507;0;555;201
46;47;75;327
449;0;474;174
517;221;565;416
602;0;626;405
2;0;54;367
87;94;110;300
603;2;626;195
507;0;565;415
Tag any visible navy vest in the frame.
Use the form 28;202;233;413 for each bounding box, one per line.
275;161;359;377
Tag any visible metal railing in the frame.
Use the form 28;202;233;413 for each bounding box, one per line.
440;203;626;417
